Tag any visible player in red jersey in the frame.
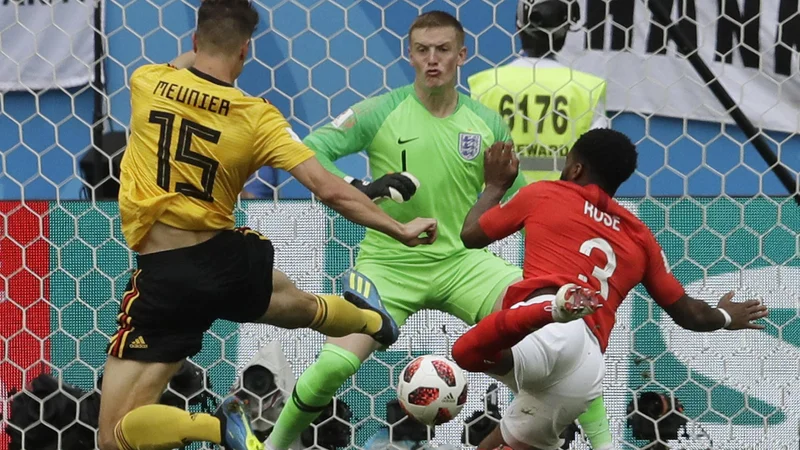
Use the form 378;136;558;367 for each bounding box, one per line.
451;129;769;450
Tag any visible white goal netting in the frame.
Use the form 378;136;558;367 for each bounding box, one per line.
1;0;799;449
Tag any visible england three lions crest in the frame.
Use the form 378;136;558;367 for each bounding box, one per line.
458;133;481;160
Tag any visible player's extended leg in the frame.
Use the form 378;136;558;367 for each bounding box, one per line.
445;252;612;449
258;269;399;347
443;251;612;449
484;319;605;450
97;357;183;450
477;398;612;449
265;334;378;450
100;356;260;450
266;264;420;450
99;229;271;450
453;285;603;373
576;396;613;450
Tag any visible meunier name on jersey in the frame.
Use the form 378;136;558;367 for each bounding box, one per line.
153;80;231;116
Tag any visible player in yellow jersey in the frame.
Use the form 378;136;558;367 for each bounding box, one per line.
468;1;613;449
96;1;437;449
469;0;607;184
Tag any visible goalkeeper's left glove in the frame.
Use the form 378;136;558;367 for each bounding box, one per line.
344;172;420;203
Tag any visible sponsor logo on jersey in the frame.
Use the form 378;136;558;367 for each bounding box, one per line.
397;136;419;145
458;133;481;160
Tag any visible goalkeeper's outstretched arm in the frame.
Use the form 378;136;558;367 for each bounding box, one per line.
306;101;420;203
305;104;377;178
290;157;437;247
310;131;420;204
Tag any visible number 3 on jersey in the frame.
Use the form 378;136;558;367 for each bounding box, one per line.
149;110;221;202
579;238;617;299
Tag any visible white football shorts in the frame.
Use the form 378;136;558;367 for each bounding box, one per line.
494;294;605;450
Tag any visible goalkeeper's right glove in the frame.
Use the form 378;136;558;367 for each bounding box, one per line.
344;172;420;203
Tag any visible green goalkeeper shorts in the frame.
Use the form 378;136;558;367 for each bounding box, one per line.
354;248;521;327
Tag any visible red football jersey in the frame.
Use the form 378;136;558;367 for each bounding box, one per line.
478;181;685;352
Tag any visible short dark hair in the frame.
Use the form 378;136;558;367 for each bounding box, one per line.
196;0;259;54
570;128;638;194
408;11;465;46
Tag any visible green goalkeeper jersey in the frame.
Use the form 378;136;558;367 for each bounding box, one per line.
306;84;527;261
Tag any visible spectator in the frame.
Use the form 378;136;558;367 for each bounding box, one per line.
468;0;607;183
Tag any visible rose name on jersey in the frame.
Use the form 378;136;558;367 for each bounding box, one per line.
584;201;621;231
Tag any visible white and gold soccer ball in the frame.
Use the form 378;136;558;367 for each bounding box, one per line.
397;355;468;426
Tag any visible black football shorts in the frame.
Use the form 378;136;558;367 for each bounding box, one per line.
106;227;274;362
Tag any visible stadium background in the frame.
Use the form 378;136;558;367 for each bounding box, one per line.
1;0;799;448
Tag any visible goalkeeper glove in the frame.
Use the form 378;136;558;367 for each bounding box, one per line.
344;172;420;203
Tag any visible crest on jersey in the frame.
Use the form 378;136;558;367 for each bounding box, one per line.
458;133;481;160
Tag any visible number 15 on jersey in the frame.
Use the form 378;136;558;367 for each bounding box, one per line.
149;110;221;202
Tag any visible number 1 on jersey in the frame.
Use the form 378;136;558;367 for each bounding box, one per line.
579;237;617;299
149;110;221;202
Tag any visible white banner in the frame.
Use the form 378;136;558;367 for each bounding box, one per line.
558;0;800;134
0;0;98;92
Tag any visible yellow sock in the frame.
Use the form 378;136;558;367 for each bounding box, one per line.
115;404;221;450
308;294;383;337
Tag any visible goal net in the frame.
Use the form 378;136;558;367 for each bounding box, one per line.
1;0;798;449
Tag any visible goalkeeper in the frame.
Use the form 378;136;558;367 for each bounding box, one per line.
265;10;616;449
264;11;530;449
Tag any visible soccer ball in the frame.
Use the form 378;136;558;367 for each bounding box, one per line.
397;355;468;426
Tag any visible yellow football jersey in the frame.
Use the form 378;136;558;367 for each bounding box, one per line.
119;64;314;251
